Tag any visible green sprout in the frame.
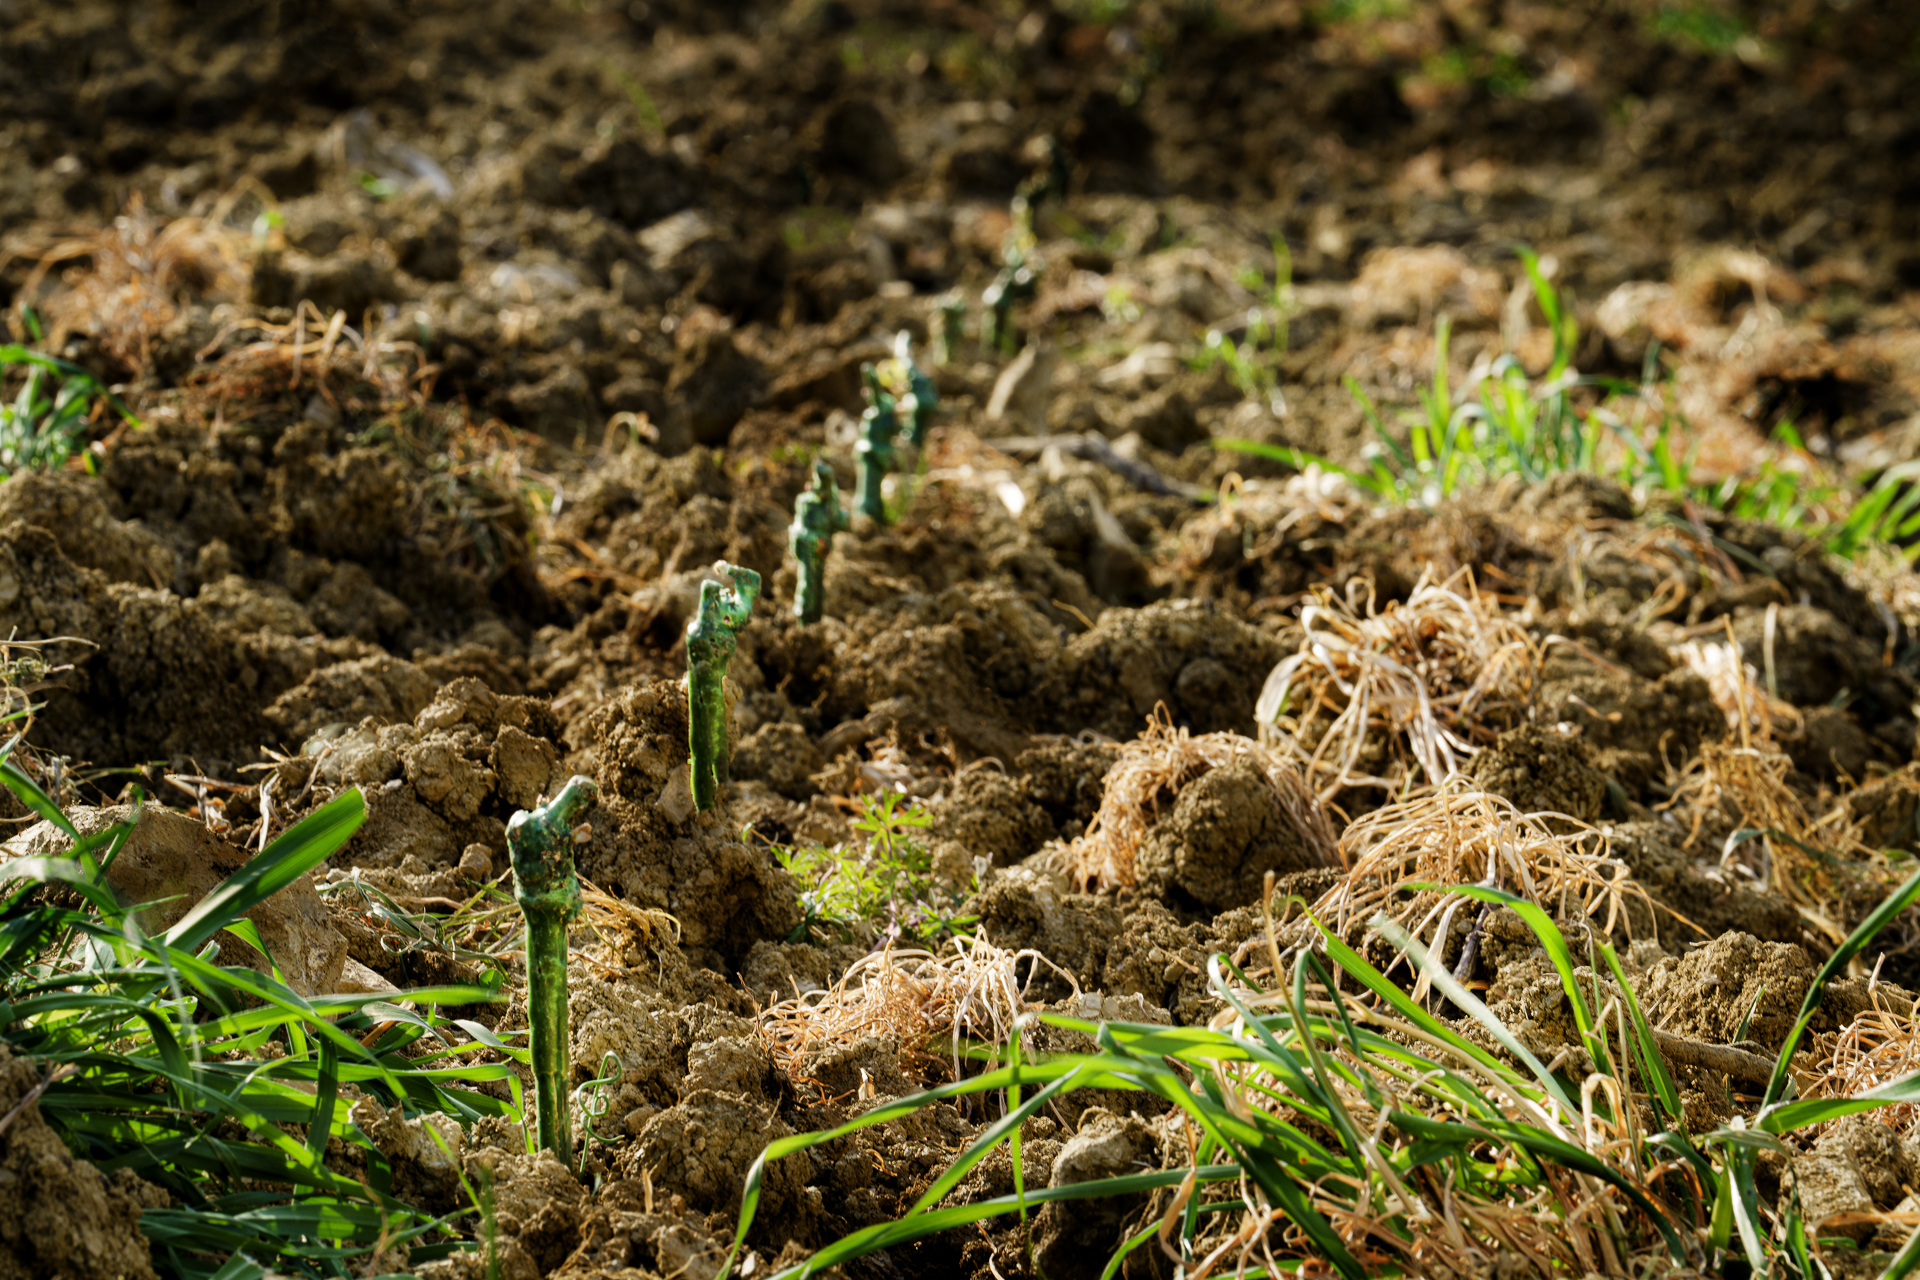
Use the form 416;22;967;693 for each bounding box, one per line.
0;313;141;478
853;364;901;523
686;561;761;810
788;460;849;625
1199;237;1294;411
505;774;599;1173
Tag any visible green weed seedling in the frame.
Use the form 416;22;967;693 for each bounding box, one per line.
0;312;141;478
788;460;849;625
773;792;973;945
506;774;598;1174
854;363;901;524
686;560;761;810
1202;237;1296;412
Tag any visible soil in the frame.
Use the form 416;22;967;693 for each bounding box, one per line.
2;0;1920;1277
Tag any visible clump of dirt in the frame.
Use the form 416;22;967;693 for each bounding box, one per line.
1536;652;1727;797
1467;723;1608;827
1134;754;1327;913
563;678;802;971
1041;598;1286;741
262;677;563;875
0;1043;168;1280
1069;718;1335;895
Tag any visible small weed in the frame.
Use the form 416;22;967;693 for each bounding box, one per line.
0;311;141;478
775;793;973;946
1220;248;1919;563
1196;237;1295;411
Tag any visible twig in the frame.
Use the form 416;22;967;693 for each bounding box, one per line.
986;434;1210;502
1650;1029;1777;1086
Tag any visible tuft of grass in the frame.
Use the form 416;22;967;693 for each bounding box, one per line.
724;866;1920;1280
1219;249;1920;565
0;310;142;478
0;761;518;1279
1257;567;1536;799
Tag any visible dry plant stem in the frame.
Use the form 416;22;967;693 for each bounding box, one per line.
686;561;761;810
507;774;599;1174
985;433;1210;501
788;461;848;625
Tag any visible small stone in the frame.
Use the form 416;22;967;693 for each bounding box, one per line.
458;844;493;880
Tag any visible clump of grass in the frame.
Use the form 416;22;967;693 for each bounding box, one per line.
0;765;516;1279
774;792;974;946
1256;567;1536;800
724;866;1920;1280
8;195;246;380
1218;250;1920;565
1808;985;1920;1139
1664;738;1870;946
758;932;1075;1095
1316;787;1653;961
0;310;142;478
1068;709;1337;893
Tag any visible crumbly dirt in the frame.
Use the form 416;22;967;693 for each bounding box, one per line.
3;0;1920;1275
0;1043;168;1280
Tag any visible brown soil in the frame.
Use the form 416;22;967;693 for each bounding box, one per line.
2;0;1919;1276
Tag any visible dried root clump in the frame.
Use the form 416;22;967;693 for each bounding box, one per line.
1257;567;1536;800
8;196;247;377
1068;710;1336;893
1809;987;1920;1137
758;932;1074;1088
1663;738;1871;945
1312;788;1651;970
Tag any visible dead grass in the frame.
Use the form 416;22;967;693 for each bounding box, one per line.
1311;787;1653;979
1806;972;1920;1137
5;195;248;378
1068;709;1336;892
1257;567;1537;801
1662;738;1866;947
757;932;1074;1090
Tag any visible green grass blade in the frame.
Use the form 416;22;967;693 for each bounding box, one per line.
1436;885;1608;1075
1763;866;1920;1108
1598;942;1685;1132
166;789;366;952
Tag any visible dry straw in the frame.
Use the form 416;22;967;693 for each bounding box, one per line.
757;931;1074;1092
1257;567;1536;801
1809;980;1920;1137
1311;787;1652;985
1068;709;1337;893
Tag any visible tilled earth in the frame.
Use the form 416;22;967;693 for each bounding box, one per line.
3;2;1920;1278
